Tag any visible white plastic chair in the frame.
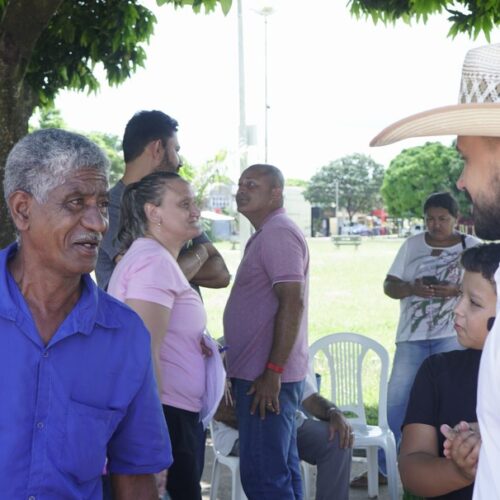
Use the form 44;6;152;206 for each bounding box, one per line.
309;332;399;500
208;420;313;499
209;421;247;500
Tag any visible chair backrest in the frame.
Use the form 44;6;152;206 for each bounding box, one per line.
309;333;389;428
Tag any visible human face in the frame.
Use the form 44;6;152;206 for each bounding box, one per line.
454;270;496;350
157;133;182;173
154;179;201;244
236;167;281;224
424;206;456;241
456;136;500;240
22;168;109;277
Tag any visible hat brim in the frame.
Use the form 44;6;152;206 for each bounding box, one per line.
370;103;500;147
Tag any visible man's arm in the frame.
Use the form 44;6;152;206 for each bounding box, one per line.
178;242;230;288
111;474;158;500
249;281;305;419
301;393;353;448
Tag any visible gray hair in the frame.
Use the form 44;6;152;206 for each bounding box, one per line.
4;128;110;202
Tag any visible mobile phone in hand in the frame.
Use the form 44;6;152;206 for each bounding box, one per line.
422;275;440;285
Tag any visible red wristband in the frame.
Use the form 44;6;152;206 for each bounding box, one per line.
266;362;284;374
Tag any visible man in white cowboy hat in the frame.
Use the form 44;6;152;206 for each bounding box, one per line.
371;42;500;500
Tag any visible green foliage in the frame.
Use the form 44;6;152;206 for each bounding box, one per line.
349;0;500;39
0;0;232;108
286;178;308;188
157;0;232;15
381;142;470;218
26;1;156;106
303;154;385;222
86;131;124;185
180;150;231;205
36;105;66;130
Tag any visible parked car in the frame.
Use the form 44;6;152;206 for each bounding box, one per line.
342;223;373;236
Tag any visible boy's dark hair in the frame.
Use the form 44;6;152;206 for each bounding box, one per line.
461;243;500;283
423;192;459;218
123;110;178;163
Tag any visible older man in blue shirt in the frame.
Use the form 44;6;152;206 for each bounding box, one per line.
0;129;172;499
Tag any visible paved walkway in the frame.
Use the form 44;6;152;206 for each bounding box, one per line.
201;437;397;499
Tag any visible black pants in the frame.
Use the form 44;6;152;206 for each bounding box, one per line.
163;405;203;500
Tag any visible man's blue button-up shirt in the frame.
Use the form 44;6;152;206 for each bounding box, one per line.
0;244;172;499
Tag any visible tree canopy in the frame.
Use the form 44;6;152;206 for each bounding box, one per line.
381;142;470;218
303;154;384;222
349;0;499;39
0;0;229;247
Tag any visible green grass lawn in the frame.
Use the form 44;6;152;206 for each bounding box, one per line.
203;236;404;409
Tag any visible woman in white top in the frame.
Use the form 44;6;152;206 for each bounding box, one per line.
381;192;480;475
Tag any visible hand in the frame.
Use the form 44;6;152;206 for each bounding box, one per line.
247;370;281;419
224;378;233;406
200;337;213;357
432;282;460;298
412;279;435;298
328;408;354;449
440;422;480;481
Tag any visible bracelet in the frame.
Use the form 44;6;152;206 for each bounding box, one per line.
266;362;284;374
327;407;339;418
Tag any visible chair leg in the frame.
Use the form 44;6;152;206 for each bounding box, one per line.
383;437;399;500
366;446;379;499
301;461;311;499
234;464;246;500
210;459;220;500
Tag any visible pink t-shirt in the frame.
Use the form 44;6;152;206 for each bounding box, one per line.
108;237;207;412
223;209;309;382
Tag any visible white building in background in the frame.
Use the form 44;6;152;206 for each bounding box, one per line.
206;183;232;211
204;183;311;239
284;186;311;237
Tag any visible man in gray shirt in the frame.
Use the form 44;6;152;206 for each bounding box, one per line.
96;110;230;292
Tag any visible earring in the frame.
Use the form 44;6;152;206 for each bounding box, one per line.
157;221;161;227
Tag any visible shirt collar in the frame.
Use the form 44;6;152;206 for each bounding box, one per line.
0;243;120;337
244;208;286;252
259;207;286;229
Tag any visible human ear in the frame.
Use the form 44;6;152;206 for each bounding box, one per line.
271;187;283;203
144;202;162;227
8;191;33;231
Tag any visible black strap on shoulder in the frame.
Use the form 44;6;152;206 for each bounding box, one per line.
461;233;466;249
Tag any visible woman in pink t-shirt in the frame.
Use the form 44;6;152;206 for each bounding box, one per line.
108;171;208;500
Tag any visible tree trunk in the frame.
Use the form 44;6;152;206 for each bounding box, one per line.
0;0;63;247
0;80;38;247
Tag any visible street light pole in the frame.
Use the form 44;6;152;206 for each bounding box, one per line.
237;0;251;252
255;6;274;163
264;12;269;162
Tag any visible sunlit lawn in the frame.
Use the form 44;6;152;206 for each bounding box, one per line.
204;236;404;408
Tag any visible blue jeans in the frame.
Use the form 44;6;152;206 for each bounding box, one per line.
378;336;462;475
233;378;304;500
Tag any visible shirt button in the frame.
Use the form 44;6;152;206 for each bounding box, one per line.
28;496;36;500
42;351;49;358
36;422;44;429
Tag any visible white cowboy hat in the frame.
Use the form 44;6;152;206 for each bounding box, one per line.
371;43;500;147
